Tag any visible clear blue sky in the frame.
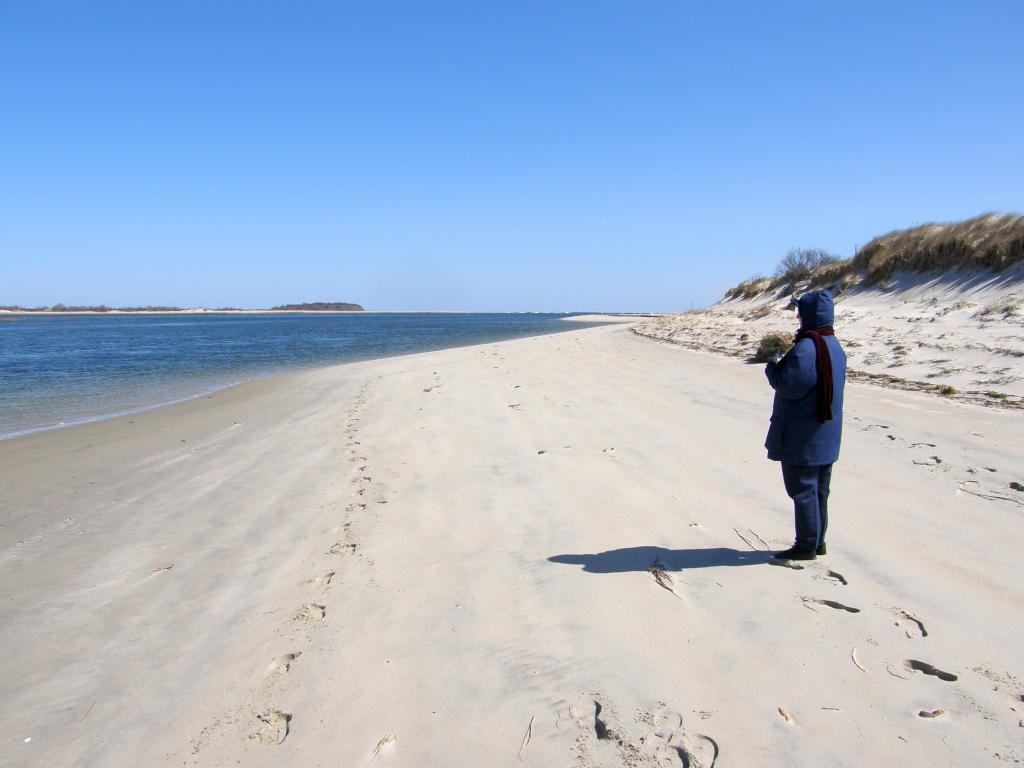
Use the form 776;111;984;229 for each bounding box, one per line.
3;1;1022;311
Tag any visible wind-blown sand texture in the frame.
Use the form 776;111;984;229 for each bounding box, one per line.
636;266;1024;408
1;322;1022;767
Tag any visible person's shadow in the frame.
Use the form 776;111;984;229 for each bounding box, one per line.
548;546;773;573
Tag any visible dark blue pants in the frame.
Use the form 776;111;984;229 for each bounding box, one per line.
781;463;832;552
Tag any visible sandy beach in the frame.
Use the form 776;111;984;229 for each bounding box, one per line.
2;321;1023;767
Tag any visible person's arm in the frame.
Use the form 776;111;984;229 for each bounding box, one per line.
765;340;817;399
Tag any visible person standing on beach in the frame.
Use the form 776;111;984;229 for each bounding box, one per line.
764;290;847;561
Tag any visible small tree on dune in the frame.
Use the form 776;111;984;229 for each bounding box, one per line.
774;248;841;285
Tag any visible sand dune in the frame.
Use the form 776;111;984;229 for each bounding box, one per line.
636;266;1024;409
1;323;1022;767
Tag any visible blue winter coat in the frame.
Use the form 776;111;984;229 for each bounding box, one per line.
764;290;846;465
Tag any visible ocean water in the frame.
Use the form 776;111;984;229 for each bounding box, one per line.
0;312;605;439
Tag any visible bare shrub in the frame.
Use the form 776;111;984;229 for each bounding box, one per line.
775;248;842;285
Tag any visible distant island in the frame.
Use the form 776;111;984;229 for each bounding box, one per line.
270;302;364;311
0;302;365;314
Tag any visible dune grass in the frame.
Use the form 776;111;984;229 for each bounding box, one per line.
724;213;1024;300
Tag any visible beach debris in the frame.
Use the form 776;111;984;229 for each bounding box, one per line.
649;558;685;600
79;700;97;721
517;715;534;760
851;647;867;672
537;450;547;455
886;664;910;680
918;709;946;719
777;707;795;724
733;528;761;551
371;733;397;761
905;660;958;682
746;528;770;549
254;710;291;745
957;481;1023;505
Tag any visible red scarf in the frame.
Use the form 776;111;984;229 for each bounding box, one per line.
795;326;835;422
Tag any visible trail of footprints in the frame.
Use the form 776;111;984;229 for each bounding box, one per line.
677;511;974;739
246;381;379;748
854;415;1022;503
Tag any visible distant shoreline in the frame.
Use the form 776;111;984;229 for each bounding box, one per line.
0;309;655;317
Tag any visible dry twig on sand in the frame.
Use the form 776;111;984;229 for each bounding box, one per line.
517;716;534;760
371;734;397;761
649;559;685;600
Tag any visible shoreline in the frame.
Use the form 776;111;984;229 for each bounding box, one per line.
0;309;653;317
0;315;638;442
3;323;1020;766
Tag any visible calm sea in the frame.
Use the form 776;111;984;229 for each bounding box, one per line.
0;312;605;439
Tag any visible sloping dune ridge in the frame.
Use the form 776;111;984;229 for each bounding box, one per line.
636;215;1024;409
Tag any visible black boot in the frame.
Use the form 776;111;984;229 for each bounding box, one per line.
773;546;817;561
816;543;827;556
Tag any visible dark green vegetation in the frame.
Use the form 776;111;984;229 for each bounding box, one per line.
1;304;184;312
725;213;1024;300
271;302;364;311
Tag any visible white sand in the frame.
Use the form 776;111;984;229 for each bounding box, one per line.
2;322;1022;767
636;266;1024;408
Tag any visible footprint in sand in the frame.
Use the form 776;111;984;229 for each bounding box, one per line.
253;710;290;745
641;706;719;768
296;603;326;621
265;653;300;676
892;609;928;638
559;698;717;768
913;455;943;466
313;571;334;588
768;560;805;571
328;541;357;556
905;660;958;682
815;569;848;586
802;596;860;613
